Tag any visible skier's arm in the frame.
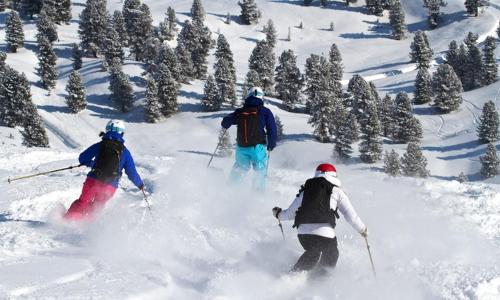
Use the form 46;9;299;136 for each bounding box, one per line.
335;189;366;233
264;109;277;149
123;149;144;189
78;143;100;167
278;192;304;221
221;112;238;129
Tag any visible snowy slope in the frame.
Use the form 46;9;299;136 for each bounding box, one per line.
0;0;500;299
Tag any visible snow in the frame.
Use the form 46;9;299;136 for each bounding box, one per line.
1;0;500;299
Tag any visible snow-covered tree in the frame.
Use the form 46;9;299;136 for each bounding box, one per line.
263;19;277;48
202;74;221;112
133;4;154;62
36;7;58;43
392;92;423;143
304;54;322;113
359;103;383;163
157;63;178;117
275;115;284;141
367;0;386;16
37;36;57;90
0;0;5;11
480;143;499;178
159;7;178;41
65;70;86;113
457;171;468;183
144;76;162;123
389;0;406;40
112;10;128;47
103;23;124;67
22;103;49;148
410;31;433;69
347;74;376;127
72;43;82;70
432;64;463;113
463;32;482;90
225;12;231;25
379;95;394;137
414;68;432;104
0;67;34;127
401;142;429;177
109;63;134;113
57;0;72;24
329;43;344;87
384;150;402;176
275;49;303;111
445;40;463;79
238;0;261;25
248;39;276;95
477;100;499;144
177;19;213;80
481;36;498;86
217;128;233;157
465;0;480;16
175;43;194;83
19;0;42;19
6;10;24;53
190;0;205;22
244;70;261;91
423;0;447;29
214;34;237;106
333;102;354;160
157;44;180;83
79;0;107;57
123;0;140;46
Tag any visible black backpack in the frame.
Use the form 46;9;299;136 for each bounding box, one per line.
293;177;340;228
236;107;265;147
91;139;124;183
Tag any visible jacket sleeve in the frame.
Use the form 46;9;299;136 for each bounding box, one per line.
221;111;238;129
123;149;144;188
278;192;303;221
264;108;277;149
78;143;100;167
335;188;366;233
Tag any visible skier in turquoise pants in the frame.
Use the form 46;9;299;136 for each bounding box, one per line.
221;87;278;190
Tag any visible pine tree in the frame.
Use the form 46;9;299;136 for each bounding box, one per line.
320;0;330;7
37;36;57;90
389;0;406;40
401;142;429;177
112;10;129;47
0;67;35;127
359;103;383;163
275;115;284;141
367;0;385;16
225;12;231;25
309;57;335;143
497;21;500;39
217;128;233;157
347;74;375;127
157;44;180;83
0;0;6;12
202;74;221;112
109;63;134;113
348;111;360;141
177;19;213;80
103;23;124;67
6;10;24;53
72;43;82;70
392;92;423;143
214;34;237;106
463;32;482;90
465;0;479;16
410;31;433;69
329;43;344;86
379;95;394;137
245;70;261;91
445;40;463;80
65;70;86;113
157;63;178;117
304;54;322;113
304;0;313;5
481;36;498;86
275;49;303;111
384;150;402;176
248;40;276;95
175;43;194;83
477;100;499;144
132;4;154;62
333;102;354;160
20;0;42;19
79;0;108;57
190;0;205;23
414;68;432;104
238;0;261;25
432;64;463;113
22;103;49;148
57;0;72;24
457;171;468;183
480;143;499;178
423;0;447;29
144;76;162;123
263;19;277;48
36;7;58;43
166;6;178;39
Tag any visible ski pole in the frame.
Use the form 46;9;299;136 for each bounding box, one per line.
7;164;83;183
266;151;271;177
207;128;227;168
141;187;154;219
364;236;377;277
278;219;285;240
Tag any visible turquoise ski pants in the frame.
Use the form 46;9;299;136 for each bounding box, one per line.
230;144;268;190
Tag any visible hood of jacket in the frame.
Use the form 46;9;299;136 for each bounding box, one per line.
315;172;342;187
103;131;125;144
244;96;264;107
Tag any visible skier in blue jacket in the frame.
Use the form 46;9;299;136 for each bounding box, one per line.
64;120;144;220
221;87;277;190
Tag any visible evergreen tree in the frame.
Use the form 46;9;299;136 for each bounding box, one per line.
392;92;423;143
112;10;129;47
379;95;394;137
238;0;261;25
329;43;344;87
36;7;58;43
217;128;233;157
263;19;277;48
304;54;322;113
166;7;178;39
480;143;499;178
370;81;381;108
457;43;468;83
6;10;24;53
0;67;35;127
177;19;213;80
414;68;432;104
57;0;72;24
401;142;429;177
0;0;5;11
432;64;463;113
359;103;383;163
214;34;237;106
348;111;360;142
123;0;140;48
333;102;354;160
248;39;276;95
79;0;108;57
275;115;284;141
191;0;205;23
22;103;49;148
245;70;261;90
477;100;499;144
309;57;335;143
275;49;303;111
410;31;433;69
389;0;406;40
384;150;402;176
367;0;385;16
37;36;57;90
158;44;181;83
347;74;375;127
304;0;313;5
457;171;468;183
157;63;178;117
423;0;447;29
320;0;330;7
132;4;154;62
225;12;231;25
144;76;162;123
481;36;498;86
20;0;42;19
65;70;86;113
175;43;194;83
72;43;82;70
463;32;482;90
103;23;124;67
497;21;500;39
109;63;134;113
465;0;479;16
445;40;463;79
202;74;221;112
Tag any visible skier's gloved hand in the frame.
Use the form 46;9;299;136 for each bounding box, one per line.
360;227;368;238
272;207;282;219
139;184;145;191
267;146;274;152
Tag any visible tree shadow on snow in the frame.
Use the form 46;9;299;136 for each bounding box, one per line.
269;1;368;14
206;12;244;25
423;140;480;152
240;36;260;43
197;112;228;119
353;61;410;73
38;104;71;114
407;11;468;33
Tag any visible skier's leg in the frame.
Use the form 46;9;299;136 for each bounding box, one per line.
90;181;117;217
251;144;268;191
64;177;98;220
318;237;339;269
291;235;322;272
229;146;251;184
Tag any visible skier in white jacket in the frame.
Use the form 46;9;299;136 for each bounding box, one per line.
272;163;367;273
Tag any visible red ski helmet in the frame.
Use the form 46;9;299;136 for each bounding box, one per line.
316;163;337;176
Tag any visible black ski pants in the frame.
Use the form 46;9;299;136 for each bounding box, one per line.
292;234;339;272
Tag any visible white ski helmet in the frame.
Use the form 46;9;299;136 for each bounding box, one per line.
105;119;126;135
247;86;264;99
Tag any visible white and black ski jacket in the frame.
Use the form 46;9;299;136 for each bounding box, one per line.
278;173;366;239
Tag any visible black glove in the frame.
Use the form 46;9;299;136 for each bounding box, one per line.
267;146;274;152
139;184;145;191
272;207;282;219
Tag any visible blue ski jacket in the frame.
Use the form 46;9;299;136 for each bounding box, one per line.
221;96;278;149
78;131;144;189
